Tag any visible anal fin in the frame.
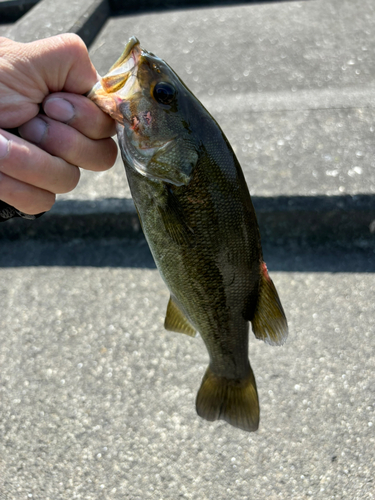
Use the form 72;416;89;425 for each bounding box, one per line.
251;262;288;346
164;296;196;337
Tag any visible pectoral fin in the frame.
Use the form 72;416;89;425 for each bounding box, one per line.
157;186;195;247
250;262;288;346
164;296;196;337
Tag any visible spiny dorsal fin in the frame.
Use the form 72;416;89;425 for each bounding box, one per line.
164;296;196;337
251;262;288;346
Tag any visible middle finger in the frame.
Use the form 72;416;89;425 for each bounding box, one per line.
19;115;118;172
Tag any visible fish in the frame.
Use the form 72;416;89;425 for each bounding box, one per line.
89;37;288;432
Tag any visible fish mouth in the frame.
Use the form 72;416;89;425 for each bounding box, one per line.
90;37;177;179
88;36;142;121
108;36;140;74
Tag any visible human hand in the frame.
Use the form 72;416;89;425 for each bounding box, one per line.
0;34;117;215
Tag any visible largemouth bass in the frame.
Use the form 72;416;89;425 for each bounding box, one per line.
89;37;288;432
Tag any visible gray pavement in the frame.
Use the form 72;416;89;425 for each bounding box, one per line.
1;0;375;243
0;239;374;499
0;24;10;36
0;1;375;499
84;0;375;202
2;0;108;45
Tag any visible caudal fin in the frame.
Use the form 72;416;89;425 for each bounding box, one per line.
195;366;259;432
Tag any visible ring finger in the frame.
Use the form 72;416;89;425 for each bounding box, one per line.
0;173;56;215
0;129;80;195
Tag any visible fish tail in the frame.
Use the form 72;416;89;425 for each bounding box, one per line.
195;365;259;432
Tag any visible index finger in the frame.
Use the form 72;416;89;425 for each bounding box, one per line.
29;34;98;94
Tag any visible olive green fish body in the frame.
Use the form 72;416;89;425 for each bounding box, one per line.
89;37;288;431
121;119;261;380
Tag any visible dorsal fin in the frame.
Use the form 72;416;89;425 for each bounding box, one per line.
251;262;288;346
164;296;196;337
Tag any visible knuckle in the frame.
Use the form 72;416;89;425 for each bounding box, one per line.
57;33;86;52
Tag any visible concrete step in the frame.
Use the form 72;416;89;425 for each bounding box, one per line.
0;0;374;245
1;0;109;45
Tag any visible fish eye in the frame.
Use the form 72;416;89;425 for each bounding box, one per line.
153;82;176;105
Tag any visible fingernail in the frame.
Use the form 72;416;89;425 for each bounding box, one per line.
0;134;10;159
19;117;48;144
44;97;75;123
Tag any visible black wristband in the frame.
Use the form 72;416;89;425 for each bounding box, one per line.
0;200;44;222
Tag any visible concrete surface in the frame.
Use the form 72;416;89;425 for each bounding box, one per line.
0;23;12;35
0;239;374;500
51;0;375;218
2;0;108;45
0;2;375;499
64;0;375;251
85;0;375;201
1;0;375;245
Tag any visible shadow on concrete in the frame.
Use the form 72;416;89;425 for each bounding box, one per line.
0;235;374;273
1;194;374;247
109;0;305;17
0;0;39;23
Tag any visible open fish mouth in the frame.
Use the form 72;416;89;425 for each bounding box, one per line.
89;37;181;181
88;36;142;121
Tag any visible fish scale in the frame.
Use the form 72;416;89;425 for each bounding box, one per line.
89;36;288;432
